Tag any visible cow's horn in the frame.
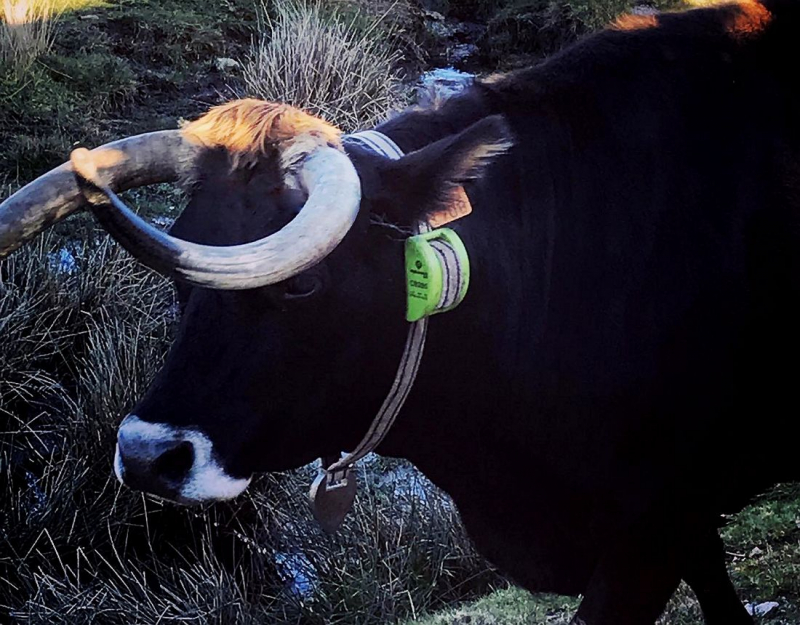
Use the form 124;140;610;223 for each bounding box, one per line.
0;131;198;259
70;145;362;290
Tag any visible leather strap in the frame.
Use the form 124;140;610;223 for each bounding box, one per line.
318;131;467;490
322;131;427;488
344;130;405;160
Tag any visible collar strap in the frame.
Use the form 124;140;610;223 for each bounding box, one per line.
309;131;469;532
343;129;405;159
321;131;426;487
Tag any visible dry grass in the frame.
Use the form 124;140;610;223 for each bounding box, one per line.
0;222;498;622
242;0;408;132
0;228;268;623
0;0;58;76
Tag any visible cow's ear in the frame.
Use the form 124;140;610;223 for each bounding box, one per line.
373;115;514;226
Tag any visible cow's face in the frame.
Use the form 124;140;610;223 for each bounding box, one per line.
114;147;412;503
87;101;512;504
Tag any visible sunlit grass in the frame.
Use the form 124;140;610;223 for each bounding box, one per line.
1;0;56;75
683;0;731;5
0;0;106;76
49;0;106;9
7;0;105;12
242;0;407;132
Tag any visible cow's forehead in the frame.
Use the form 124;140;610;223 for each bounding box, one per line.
182;99;343;174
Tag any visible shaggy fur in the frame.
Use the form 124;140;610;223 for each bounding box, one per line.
182;99;342;174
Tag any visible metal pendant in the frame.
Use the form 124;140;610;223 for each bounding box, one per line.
308;469;357;534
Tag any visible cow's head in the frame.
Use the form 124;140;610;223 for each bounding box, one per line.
0;99;511;504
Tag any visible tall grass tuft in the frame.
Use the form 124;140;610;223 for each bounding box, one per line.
242;0;407;132
0;220;498;623
0;226;277;623
0;0;57;77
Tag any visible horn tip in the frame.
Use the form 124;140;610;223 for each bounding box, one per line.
70;148;101;185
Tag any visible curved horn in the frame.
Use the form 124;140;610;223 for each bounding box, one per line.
71;145;362;290
0;131;198;259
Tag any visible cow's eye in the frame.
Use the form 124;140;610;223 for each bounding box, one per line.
282;274;323;301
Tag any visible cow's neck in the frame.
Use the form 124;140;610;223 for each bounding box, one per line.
374;193;532;498
375;84;497;153
368;93;540;494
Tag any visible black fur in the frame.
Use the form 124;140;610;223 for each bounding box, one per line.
131;2;800;623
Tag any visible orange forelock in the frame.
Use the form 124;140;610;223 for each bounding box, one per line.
181;99;342;170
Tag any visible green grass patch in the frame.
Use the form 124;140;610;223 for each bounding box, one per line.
403;586;576;625
486;0;688;68
408;486;800;625
1;0;258;185
565;0;684;30
444;0;688;69
723;484;800;623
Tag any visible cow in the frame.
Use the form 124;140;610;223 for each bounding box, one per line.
1;0;799;623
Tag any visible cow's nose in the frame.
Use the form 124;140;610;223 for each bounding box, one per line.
115;414;195;498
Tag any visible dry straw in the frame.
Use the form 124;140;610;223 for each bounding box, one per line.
1;0;57;77
242;0;406;132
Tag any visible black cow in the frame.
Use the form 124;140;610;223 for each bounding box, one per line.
1;1;799;623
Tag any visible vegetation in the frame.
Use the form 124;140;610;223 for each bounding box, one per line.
455;0;686;69
242;1;407;131
406;484;800;624
441;0;681;29
1;0;56;77
1;0;798;624
0;0;259;182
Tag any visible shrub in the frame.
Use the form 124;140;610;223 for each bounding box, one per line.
0;0;57;77
241;0;407;132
